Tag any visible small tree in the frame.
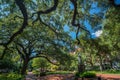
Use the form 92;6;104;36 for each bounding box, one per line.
32;58;50;72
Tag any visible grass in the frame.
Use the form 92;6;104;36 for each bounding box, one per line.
0;73;24;80
32;70;74;76
46;71;73;75
93;70;120;74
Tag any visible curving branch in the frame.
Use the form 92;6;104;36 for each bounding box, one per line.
0;0;28;59
32;0;58;30
16;45;25;60
32;0;58;23
39;18;58;35
6;0;28;45
30;55;59;65
70;0;90;44
0;0;28;46
0;46;8;60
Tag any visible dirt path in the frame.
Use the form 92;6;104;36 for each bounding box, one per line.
26;72;120;80
26;72;75;80
96;74;120;80
26;72;37;80
37;74;75;80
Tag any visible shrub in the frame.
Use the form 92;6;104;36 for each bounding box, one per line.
32;70;39;76
7;72;23;80
81;72;96;78
40;72;46;76
75;71;96;78
75;72;81;78
0;73;24;80
32;70;46;76
0;74;7;80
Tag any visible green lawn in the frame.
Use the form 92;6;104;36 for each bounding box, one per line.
46;71;74;75
94;70;120;74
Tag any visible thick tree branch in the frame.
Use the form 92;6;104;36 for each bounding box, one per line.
32;0;59;36
6;0;28;46
0;46;8;60
6;0;28;45
70;0;90;44
0;0;28;46
0;0;28;58
16;42;30;58
32;0;58;19
16;45;25;60
30;55;59;66
39;18;58;34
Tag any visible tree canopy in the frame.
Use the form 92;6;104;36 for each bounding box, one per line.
0;0;120;75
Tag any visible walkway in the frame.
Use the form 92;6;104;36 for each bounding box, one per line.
26;72;37;80
37;74;75;80
26;72;75;80
26;72;120;80
97;74;120;80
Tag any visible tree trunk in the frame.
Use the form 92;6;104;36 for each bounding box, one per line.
109;60;113;69
21;59;29;75
78;64;85;74
99;56;103;71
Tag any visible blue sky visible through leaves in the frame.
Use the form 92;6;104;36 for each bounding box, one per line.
64;1;103;39
115;0;120;5
64;0;120;39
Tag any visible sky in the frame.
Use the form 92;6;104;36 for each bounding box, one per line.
115;0;120;5
64;0;120;39
64;1;104;39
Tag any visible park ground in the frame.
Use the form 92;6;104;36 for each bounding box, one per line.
26;72;120;80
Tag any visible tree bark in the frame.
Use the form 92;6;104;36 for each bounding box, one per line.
78;64;85;74
99;56;103;71
21;59;29;75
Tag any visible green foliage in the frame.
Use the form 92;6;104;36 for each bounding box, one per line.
75;71;96;78
0;73;23;80
39;72;46;76
32;70;47;76
81;72;96;78
0;0;120;75
32;57;50;70
32;70;39;75
96;70;120;74
46;71;72;75
0;59;13;69
75;72;82;78
0;59;18;73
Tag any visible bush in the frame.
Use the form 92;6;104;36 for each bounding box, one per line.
32;70;39;76
75;72;82;78
75;71;96;78
32;70;46;76
46;71;72;75
40;72;46;76
0;74;7;80
0;73;24;80
0;59;19;73
81;72;96;78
